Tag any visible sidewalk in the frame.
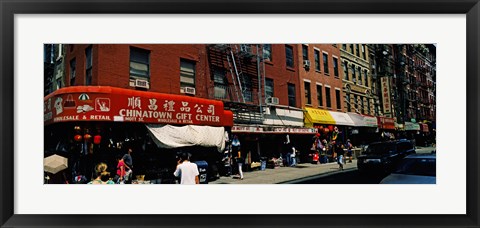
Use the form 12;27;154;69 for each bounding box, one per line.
209;160;357;184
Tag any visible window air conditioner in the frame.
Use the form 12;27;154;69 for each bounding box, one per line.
303;60;311;69
266;97;279;105
240;44;251;53
181;87;196;95
134;79;149;89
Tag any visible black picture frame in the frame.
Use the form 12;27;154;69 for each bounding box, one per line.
1;0;479;227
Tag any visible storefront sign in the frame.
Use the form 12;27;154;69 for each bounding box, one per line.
420;123;429;132
232;126;264;133
380;77;392;115
44;86;232;127
377;116;395;130
272;128;316;134
232;126;315;134
363;116;378;127
405;122;421;131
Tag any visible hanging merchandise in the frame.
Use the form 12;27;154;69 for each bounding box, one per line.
328;125;334;131
84;134;92;141
324;128;330;134
74;135;83;142
93;135;102;144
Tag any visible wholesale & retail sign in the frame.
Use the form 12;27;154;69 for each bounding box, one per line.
44;87;229;127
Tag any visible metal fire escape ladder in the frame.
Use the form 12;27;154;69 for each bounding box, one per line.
228;47;246;103
226;53;242;103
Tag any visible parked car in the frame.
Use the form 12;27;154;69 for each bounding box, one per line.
380;153;436;184
357;140;415;174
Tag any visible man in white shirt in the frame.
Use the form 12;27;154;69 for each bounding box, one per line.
173;153;199;184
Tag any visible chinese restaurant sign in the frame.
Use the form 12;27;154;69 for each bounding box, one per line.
44;86;230;127
380;77;392;117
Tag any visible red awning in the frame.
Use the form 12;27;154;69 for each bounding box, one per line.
377;116;395;130
44;86;233;127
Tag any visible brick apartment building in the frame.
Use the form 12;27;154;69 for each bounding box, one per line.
297;44;344;112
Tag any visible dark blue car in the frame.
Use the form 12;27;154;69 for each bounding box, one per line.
357;140;416;174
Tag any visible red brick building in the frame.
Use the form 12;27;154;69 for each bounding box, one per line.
297;44;344;111
65;44;302;109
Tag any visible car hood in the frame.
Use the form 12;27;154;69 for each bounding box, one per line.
380;173;436;184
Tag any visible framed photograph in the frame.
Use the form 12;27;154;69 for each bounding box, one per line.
1;0;479;227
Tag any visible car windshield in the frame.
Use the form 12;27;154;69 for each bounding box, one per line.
364;143;396;155
393;157;436;176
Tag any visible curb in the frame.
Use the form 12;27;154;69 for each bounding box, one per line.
278;167;358;184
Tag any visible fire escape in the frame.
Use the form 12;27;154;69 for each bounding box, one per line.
207;44;266;125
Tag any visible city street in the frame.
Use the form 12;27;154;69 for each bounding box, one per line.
287;169;386;184
210;146;436;184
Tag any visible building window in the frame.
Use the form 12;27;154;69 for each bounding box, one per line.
304;81;311;105
85;46;92;85
323;53;329;74
364;69;368;87
302;45;309;61
325;87;331;108
343;61;349;80
242;74;253;102
356;44;360;57
335;89;341;110
288;83;296;107
354;95;358;112
357;67;362;85
285;45;294;68
265;78;274;98
213;69;227;99
346;93;351;112
333;57;339;77
342;44;347;50
367;98;370;114
314;49;320;71
317;84;323;107
351;64;356;83
130;47;150;79
360;97;364;114
180;59;196;88
69;58;76;86
263;44;272;61
362;44;366;59
350;44;354;54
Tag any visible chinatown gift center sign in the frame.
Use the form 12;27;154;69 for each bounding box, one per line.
44;86;233;127
380;77;392;117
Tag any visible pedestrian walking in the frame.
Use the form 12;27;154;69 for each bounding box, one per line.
345;139;353;163
173;152;199;184
336;142;345;171
235;150;244;180
290;146;297;167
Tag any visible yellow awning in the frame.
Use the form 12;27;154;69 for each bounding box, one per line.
304;107;336;127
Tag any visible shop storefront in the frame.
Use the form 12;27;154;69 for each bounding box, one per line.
304;107;354;140
377;116;396;140
44;86;233;183
347;113;379;146
230;106;314;166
